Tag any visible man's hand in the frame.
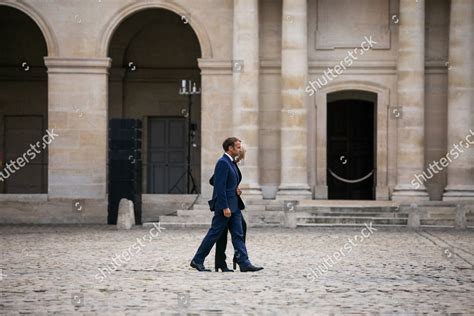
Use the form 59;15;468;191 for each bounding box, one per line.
236;187;242;196
223;208;231;218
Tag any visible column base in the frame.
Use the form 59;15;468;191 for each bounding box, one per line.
240;184;263;199
314;185;328;199
276;184;312;200
443;185;474;201
375;185;390;200
392;185;429;202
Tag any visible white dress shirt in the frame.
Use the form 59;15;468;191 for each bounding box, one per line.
224;152;234;162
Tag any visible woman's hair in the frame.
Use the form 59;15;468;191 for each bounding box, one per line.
235;145;246;163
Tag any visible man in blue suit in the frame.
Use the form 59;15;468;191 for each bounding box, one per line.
190;137;263;272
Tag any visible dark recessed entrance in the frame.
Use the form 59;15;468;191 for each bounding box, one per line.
327;98;375;200
0;6;48;194
107;8;202;195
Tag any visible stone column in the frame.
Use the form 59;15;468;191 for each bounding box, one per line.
44;57;110;199
232;0;262;197
443;0;474;200
198;59;234;201
392;0;429;201
276;0;311;199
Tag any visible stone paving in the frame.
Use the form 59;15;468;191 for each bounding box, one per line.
0;224;473;315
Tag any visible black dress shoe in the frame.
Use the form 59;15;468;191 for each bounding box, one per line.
190;260;211;272
239;264;264;272
215;264;234;272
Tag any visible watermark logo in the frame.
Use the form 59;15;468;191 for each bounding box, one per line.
285;201;297;212
442;247;455;260
232;60;244;73
305;222;377;282
389;107;403;120
177;292;191;308
71;293;84;307
305;36;377;96
0;129;59;183
391;14;399;24
411;129;474;189
180;12;191;25
181;108;189;118
127;62;136;71
0;268;7;280
21;248;30;257
21;61;30;71
73;200;84;212
95;223;166;283
73;105;84;118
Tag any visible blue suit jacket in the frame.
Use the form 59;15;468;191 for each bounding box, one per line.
208;154;240;213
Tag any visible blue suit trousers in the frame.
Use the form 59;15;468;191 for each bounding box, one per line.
192;208;250;267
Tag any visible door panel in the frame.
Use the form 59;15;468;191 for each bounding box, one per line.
147;117;186;193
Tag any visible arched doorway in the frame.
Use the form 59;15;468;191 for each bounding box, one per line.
0;6;48;193
107;8;202;194
326;90;376;200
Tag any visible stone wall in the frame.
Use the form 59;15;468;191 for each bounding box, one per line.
0;0;472;223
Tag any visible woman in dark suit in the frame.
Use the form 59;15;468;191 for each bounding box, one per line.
209;147;247;272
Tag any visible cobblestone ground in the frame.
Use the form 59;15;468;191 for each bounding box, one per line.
0;225;473;315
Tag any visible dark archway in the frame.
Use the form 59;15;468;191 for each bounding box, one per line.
0;6;48;193
327;91;376;200
107;8;202;194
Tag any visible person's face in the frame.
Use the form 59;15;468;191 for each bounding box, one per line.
229;141;241;158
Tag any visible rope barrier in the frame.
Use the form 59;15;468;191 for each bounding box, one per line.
328;168;374;184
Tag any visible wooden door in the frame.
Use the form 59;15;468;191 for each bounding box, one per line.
147;117;186;193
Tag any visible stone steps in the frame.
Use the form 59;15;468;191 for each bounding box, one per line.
406;204;472;228
266;202;400;213
297;223;407;228
157;222;211;229
297;215;407;226
160;209;284;228
420;219;456;226
156;200;474;228
467;212;474;228
296;211;407;218
159;210;407;228
191;204;212;210
279;204;406;227
177;206;268;216
159;215;211;224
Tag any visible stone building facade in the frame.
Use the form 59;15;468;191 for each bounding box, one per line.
0;0;473;223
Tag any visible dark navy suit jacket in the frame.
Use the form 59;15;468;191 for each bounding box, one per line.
209;159;245;210
208;154;240;213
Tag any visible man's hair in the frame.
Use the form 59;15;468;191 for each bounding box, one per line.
222;137;241;152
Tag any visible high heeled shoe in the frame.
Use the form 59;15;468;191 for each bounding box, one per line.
215;264;234;272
